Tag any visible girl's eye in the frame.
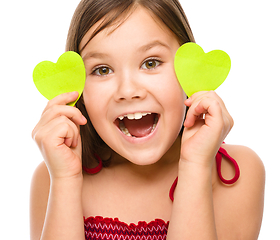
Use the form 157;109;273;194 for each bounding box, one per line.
92;66;113;76
141;59;161;70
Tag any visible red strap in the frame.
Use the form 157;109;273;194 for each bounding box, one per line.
169;146;240;201
216;147;240;185
169;177;178;202
82;154;103;174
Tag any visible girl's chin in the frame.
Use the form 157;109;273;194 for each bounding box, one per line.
111;141;167;166
121;153;163;166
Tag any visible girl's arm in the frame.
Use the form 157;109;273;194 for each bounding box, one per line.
30;163;85;240
30;92;87;240
168;160;217;239
167;91;264;240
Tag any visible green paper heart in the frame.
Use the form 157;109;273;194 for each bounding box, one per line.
33;51;86;106
174;42;231;97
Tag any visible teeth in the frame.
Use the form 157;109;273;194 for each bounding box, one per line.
119;121;132;136
153;115;158;130
134;112;142;120
118;114;159;137
127;113;135;120
118;112;151;121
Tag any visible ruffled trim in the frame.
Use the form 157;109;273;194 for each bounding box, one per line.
84;216;169;240
84;216;169;229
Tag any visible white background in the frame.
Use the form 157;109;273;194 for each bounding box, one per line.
1;0;279;239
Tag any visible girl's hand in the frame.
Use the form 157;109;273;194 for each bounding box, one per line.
180;91;233;167
32;92;87;180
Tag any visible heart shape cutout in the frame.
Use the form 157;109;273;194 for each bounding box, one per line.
33;51;86;106
174;42;231;97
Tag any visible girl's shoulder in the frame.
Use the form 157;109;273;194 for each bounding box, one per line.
215;143;265;192
31;161;50;188
222;143;263;161
30;161;50;210
221;143;265;178
30;162;50;240
213;144;265;239
30;161;50;196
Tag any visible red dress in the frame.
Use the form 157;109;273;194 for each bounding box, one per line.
83;146;240;240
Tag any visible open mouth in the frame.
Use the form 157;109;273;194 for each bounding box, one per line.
115;112;159;138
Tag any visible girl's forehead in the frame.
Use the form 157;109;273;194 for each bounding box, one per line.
79;6;177;53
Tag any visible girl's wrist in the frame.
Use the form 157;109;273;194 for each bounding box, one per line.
50;174;84;190
178;158;213;181
179;156;214;171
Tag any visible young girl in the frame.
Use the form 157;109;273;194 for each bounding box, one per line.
30;0;265;239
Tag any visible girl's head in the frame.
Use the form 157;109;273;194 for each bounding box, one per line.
66;0;195;168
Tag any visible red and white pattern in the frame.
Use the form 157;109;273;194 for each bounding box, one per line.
84;216;169;240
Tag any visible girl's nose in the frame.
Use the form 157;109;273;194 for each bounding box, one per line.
114;71;147;102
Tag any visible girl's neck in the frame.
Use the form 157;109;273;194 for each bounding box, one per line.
108;136;181;180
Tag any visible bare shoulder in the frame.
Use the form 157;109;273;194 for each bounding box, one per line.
213;144;265;240
30;161;50;240
223;144;265;188
30;161;50;199
223;144;265;171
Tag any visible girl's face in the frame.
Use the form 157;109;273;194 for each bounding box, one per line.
80;7;186;165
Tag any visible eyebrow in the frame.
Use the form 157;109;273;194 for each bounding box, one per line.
82;52;110;61
138;40;170;52
82;40;170;61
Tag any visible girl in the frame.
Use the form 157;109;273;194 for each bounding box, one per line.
30;0;265;239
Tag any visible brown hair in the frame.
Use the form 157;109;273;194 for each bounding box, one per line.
65;0;195;168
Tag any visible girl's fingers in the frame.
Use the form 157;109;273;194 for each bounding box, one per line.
184;91;208;107
55;121;77;148
194;97;222;118
184;91;233;138
41;104;87;127
32;92;86;149
34;115;80;149
184;92;223;128
32;108;86;141
42;91;79;114
32;93;87;140
185;98;221;128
